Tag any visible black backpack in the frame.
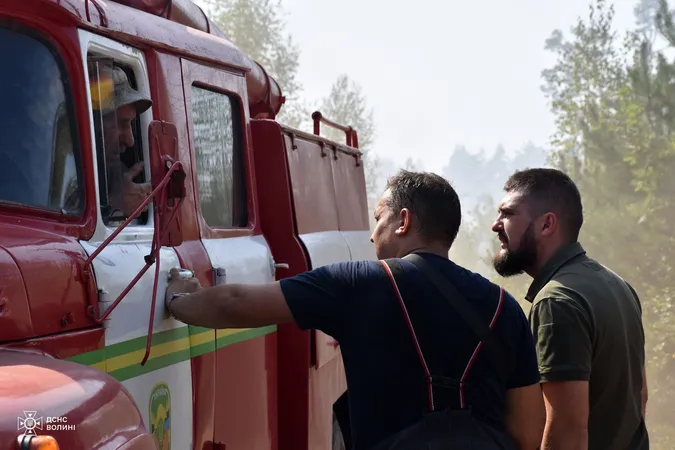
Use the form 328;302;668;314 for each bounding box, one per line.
370;254;517;450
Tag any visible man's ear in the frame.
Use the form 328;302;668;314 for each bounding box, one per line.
539;212;558;237
395;208;411;236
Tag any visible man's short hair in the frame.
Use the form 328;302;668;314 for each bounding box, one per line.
504;168;583;242
385;170;461;247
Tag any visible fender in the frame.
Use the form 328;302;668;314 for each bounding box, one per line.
0;348;151;449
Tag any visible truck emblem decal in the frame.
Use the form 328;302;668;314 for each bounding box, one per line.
17;410;74;433
17;411;42;434
150;382;171;450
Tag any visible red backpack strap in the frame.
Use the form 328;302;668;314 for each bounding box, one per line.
381;256;509;411
457;284;505;407
380;258;435;412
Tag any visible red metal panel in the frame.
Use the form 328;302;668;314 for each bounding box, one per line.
3;328;104;360
146;52;201;243
5;0;284;121
181;59;276;449
40;0;253;75
181;58;261;240
0;12;100;348
308;356;347;449
282;128;368;235
283;134;340;235
146;49;216;450
276;127;368;448
211;334;278;450
0;246;32;341
252;120;361;450
0;350;150;449
0;224;94;339
178;241;217;450
250;120;312;450
314;332;341;371
331;151;370;231
281;130;360;372
113;0;285;119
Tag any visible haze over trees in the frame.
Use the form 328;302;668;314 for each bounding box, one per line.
204;0;674;444
538;0;675;445
443;143;548;308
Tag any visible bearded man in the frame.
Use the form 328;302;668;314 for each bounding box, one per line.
491;167;649;450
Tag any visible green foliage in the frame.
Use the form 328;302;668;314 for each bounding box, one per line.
319;74;376;151
541;0;675;445
318;74;379;216
209;0;308;128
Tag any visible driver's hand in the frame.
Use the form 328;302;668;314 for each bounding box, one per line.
123;161;152;217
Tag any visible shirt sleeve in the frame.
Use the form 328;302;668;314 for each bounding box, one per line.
506;301;542;389
625;281;643;316
279;261;359;338
529;297;593;383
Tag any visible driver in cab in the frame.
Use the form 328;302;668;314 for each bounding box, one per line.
88;64;153;219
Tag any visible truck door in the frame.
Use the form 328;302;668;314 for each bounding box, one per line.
181;59;278;450
76;30;193;450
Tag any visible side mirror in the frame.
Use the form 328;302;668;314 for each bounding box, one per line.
149;120;186;247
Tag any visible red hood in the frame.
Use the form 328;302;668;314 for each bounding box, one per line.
0;348;150;449
0;221;96;343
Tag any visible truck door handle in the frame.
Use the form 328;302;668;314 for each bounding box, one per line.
167;268;195;281
274;263;289;269
213;267;226;286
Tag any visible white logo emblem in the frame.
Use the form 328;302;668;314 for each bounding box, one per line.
17;411;43;435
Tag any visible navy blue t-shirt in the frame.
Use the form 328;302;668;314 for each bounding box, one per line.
279;252;540;450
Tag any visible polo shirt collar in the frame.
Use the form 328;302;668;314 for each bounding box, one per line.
525;242;586;302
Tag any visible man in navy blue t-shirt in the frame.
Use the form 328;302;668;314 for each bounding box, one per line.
166;170;545;450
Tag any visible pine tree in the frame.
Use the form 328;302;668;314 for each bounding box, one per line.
318;74;375;151
634;0;660;40
209;0;308;127
318;74;379;218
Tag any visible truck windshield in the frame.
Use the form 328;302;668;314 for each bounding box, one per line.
0;25;83;215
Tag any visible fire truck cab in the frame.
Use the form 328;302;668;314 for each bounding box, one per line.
0;0;374;449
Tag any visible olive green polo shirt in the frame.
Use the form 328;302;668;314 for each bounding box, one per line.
526;242;648;450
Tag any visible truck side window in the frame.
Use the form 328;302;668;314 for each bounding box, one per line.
0;26;83;215
191;85;247;228
87;55;150;226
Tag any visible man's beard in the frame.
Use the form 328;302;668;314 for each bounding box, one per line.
492;222;538;277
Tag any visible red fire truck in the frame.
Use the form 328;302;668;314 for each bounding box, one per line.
0;0;373;448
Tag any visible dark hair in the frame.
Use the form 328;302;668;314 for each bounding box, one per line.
385;170;461;247
504;168;583;241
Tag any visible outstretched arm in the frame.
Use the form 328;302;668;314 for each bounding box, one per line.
165;262;358;336
166;271;294;329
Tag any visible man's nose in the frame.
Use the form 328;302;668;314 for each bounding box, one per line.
119;127;134;148
491;219;502;233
